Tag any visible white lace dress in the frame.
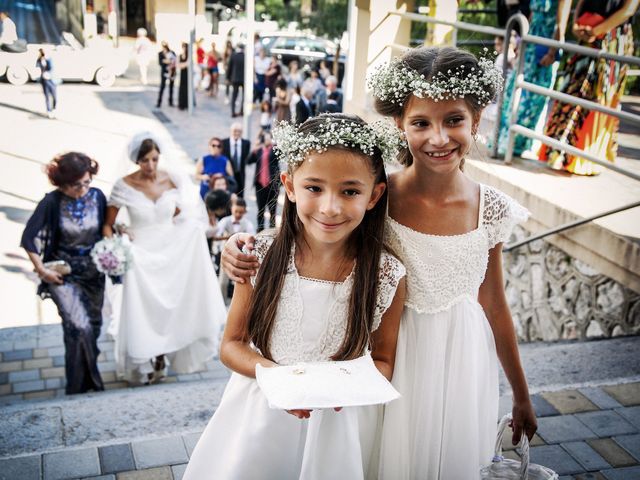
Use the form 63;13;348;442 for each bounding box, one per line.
379;184;529;480
183;235;406;480
108;171;225;381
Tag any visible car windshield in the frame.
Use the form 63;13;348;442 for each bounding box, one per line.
61;32;83;51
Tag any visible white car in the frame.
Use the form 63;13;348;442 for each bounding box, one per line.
0;32;129;87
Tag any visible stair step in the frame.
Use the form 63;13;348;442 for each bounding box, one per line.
0;376;228;460
0;325;228;403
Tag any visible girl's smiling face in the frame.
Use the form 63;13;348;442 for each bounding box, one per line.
281;149;386;248
397;96;475;173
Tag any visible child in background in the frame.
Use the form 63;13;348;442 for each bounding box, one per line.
216;198;255;300
259;99;273;135
183;114;406;480
204;188;231;272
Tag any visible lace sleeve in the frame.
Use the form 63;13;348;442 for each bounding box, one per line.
249;232;276;287
372;251;406;331
108;179;128;208
482;186;530;249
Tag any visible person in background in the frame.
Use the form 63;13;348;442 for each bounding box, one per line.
207;42;220;98
195;137;234;199
196;38;207;91
254;48;271;104
259;100;272;135
538;0;639;175
222;40;234;104
177;42;192;111
273;78;291;124
21;152;106;395
314;75;343;114
318;60;331;82
204;188;232;269
134;28;153;85
496;0;572;157
264;55;281;101
215;198;255;301
246;132;280;231
222;123;251;197
36;48;58;119
302;69;323;98
295;87;315;125
285;60;303;92
157;41;176;108
227;43;246;117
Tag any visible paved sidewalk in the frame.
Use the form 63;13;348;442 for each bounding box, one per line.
0;381;638;480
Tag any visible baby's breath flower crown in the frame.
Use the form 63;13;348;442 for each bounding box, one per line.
272;116;404;167
367;50;503;107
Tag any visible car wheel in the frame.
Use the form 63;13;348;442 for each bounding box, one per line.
95;67;115;87
6;66;29;85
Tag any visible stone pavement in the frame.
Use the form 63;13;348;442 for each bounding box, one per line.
0;335;639;479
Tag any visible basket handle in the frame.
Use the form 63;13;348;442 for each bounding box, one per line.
493;413;530;480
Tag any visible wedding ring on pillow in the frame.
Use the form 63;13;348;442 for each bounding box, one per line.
292;367;306;375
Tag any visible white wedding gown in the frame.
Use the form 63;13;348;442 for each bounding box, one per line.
183;234;406;480
379;184;529;479
108;170;225;381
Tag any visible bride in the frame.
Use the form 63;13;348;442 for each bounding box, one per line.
103;131;225;384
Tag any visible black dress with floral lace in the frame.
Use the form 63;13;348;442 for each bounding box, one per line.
21;188;106;394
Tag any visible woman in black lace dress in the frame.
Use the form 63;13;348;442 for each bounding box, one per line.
21;152;107;394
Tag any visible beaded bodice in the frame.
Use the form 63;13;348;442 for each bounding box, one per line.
384;184;529;314
251;234;405;365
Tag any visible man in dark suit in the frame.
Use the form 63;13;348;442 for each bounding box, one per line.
295;87;315;125
156;42;176;108
314;75;343;114
247;133;280;231
222;122;251;197
226;44;246;117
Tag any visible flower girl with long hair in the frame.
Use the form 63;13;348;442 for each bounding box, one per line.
183;114;406;480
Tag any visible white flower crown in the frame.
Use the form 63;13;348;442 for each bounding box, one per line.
272;117;404;167
367;51;503;107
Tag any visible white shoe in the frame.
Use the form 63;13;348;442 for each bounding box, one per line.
47;111;55;119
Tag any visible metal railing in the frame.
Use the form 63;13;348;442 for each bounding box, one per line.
386;10;640;250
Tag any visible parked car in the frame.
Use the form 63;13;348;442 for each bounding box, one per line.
259;33;346;84
0;32;128;87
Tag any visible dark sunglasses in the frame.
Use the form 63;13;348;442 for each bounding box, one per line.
210;143;222;148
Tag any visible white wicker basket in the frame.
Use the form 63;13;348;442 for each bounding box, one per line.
480;414;559;480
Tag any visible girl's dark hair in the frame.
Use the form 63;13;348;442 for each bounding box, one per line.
137;139;160;163
46;152;99;187
374;46;493;166
247;113;388;361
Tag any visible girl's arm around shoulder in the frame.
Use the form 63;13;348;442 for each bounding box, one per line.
479;244;537;444
370;273;406;382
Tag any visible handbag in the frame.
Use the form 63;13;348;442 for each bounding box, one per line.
42;260;71;276
480;414;558;480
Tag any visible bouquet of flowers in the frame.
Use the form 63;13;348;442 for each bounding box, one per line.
91;235;132;276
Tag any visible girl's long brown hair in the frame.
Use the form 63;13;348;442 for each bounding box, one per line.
247;114;388;361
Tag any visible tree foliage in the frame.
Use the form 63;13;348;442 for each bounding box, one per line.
307;0;349;40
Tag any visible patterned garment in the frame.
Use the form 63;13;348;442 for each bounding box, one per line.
538;20;634;175
49;189;105;394
497;0;558;156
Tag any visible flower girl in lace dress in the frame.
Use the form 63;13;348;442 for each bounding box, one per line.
368;46;538;478
183;114;406;480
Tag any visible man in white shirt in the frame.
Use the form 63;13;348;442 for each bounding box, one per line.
222;123;251;197
0;12;18;46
